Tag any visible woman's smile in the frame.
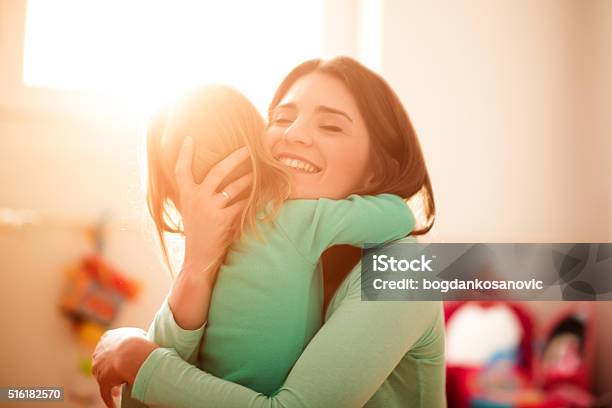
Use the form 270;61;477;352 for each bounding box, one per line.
274;153;322;174
265;72;371;199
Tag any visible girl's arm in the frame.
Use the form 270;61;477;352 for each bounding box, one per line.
127;264;445;408
275;193;416;264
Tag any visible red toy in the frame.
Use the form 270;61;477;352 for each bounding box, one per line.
60;253;140;327
444;301;596;408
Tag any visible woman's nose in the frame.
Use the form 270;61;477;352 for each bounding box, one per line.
283;120;313;146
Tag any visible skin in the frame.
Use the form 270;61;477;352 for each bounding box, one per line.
91;328;157;407
92;73;375;408
267;72;374;199
168;141;253;331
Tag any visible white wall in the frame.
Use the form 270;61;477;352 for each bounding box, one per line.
0;2;170;406
382;0;605;243
381;0;611;394
0;0;610;404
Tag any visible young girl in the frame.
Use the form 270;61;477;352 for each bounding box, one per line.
140;84;416;396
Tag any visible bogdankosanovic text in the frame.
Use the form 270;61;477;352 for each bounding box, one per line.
372;278;545;292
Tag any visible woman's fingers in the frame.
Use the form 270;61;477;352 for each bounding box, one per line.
222;198;249;224
201;146;250;195
91;328;144;408
217;199;249;244
99;384;116;408
218;172;253;206
174;136;197;193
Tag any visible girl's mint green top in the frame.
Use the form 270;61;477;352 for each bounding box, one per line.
200;194;416;395
122;194;446;407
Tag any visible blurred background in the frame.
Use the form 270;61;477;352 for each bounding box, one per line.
0;0;610;406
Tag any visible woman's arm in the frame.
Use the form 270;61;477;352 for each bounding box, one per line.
93;140;253;407
125;140;254;361
128;263;444;408
144;295;205;364
168;138;252;331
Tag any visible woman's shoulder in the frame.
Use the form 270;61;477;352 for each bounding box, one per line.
325;236;443;340
326;236;419;306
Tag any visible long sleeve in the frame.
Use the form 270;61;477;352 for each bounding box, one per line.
121;295;206;408
275;194;415;264
145;294;206;364
120;296;208;408
129;262;445;408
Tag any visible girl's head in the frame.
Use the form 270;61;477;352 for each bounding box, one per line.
266;56;435;234
146;85;291;275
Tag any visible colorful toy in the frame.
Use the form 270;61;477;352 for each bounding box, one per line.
444;301;597;408
58;218;143;406
60;253;140;327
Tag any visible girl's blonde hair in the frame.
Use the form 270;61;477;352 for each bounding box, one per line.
146;85;291;278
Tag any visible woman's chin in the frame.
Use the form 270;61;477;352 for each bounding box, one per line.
288;185;322;200
288;189;314;200
289;187;347;201
286;169;326;199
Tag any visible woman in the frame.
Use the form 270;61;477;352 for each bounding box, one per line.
93;57;445;407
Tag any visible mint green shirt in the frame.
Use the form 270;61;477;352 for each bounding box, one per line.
123;195;446;407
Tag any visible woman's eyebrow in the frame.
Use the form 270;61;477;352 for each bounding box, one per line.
316;105;353;123
273;102;297;111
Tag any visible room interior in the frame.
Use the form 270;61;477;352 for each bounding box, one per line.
0;1;610;406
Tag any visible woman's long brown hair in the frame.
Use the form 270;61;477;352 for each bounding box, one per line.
269;57;436;235
268;57;436;307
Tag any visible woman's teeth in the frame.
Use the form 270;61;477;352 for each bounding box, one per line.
278;157;320;174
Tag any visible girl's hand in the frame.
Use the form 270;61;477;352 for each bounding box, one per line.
174;136;253;278
92;328;158;408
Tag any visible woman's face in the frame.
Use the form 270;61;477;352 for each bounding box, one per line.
265;72;372;199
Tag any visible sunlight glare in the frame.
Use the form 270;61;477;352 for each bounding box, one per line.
24;0;324;117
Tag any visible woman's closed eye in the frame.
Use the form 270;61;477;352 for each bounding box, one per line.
270;110;296;127
320;125;342;133
317;112;349;134
273;118;293;126
318;122;344;133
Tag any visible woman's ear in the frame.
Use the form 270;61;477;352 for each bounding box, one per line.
362;170;377;192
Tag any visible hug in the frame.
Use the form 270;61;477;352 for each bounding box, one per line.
92;56;445;408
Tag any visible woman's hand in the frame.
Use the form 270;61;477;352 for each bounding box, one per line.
92;328;158;408
168;137;254;329
174;136;253;277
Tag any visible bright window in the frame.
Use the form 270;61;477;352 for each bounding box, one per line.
23;0;325;114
